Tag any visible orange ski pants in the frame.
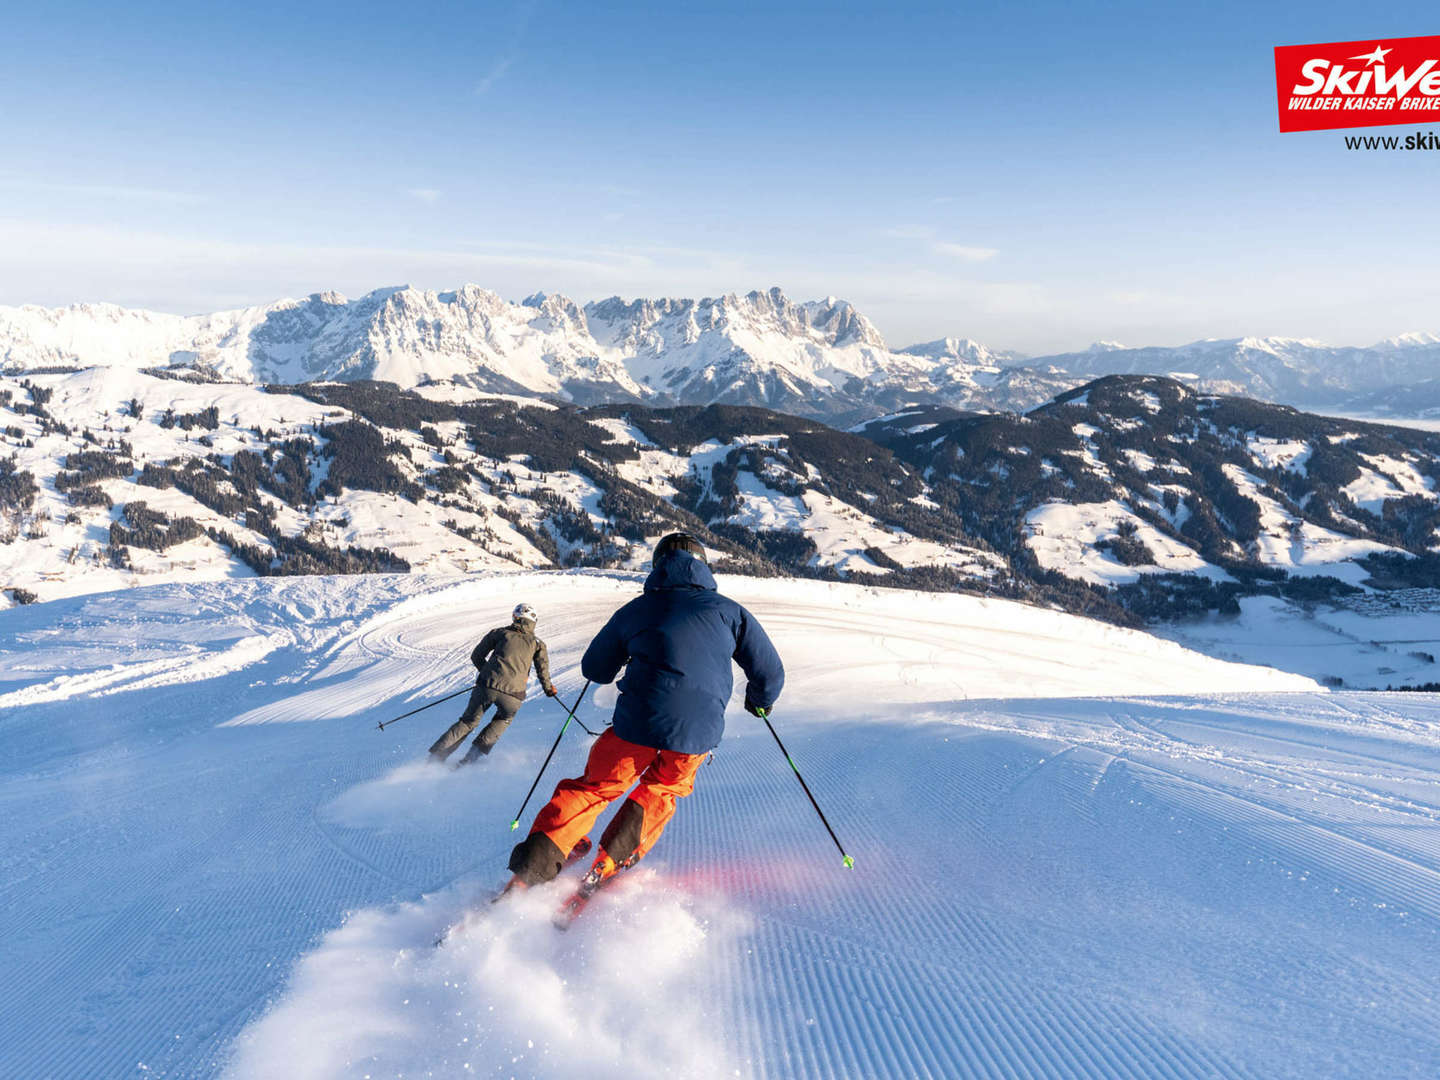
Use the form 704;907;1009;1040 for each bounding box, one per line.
529;728;707;866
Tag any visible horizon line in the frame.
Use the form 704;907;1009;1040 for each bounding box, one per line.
1;282;1434;359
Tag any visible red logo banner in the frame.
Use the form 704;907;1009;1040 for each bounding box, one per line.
1275;34;1440;132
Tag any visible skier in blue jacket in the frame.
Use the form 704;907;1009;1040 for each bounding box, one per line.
507;533;785;891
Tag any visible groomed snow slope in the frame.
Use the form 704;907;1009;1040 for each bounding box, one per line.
3;573;1439;1078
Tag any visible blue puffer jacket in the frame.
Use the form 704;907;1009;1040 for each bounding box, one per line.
581;553;785;754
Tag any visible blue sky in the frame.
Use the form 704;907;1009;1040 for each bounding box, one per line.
0;1;1436;353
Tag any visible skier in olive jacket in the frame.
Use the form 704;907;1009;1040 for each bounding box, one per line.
429;603;556;766
507;534;784;889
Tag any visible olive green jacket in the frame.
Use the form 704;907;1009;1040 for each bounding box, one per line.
472;622;552;700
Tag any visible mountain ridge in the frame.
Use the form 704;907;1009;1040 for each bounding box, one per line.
9;364;1440;650
4;284;1439;420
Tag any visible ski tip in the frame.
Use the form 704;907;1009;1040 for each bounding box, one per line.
510;819;519;831
842;855;855;869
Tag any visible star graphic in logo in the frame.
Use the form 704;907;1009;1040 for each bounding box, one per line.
1348;45;1392;66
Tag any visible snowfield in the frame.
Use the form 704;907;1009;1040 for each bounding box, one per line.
1024;500;1221;586
3;572;1439;1078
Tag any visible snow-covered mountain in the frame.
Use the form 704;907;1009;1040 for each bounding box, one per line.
7;286;1440;420
848;373;1440;643
14;362;1440;677
0;286;1059;419
898;335;1020;367
0;368;1009;611
0;287;648;400
1022;334;1440;412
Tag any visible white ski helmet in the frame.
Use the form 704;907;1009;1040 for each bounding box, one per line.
512;602;538;625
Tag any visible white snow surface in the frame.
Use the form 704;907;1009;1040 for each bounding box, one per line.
1223;465;1398;580
1343;454;1437;514
1161;590;1440;690
1247;436;1311;474
6;572;1440;1079
1024;500;1218;585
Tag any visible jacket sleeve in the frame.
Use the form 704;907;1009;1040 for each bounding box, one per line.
733;605;784;709
581;606;632;684
533;638;552;688
471;628;500;670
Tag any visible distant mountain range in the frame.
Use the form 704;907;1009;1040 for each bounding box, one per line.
0;286;1064;421
8;358;1440;636
3;282;1438;421
1018;334;1440;416
860;374;1440;618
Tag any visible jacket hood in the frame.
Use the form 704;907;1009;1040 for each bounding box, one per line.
644;551;717;593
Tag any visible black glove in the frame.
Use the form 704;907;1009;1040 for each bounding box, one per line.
744;697;767;718
545;684;558;697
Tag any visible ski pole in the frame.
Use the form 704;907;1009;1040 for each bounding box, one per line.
509;681;592;831
756;707;854;869
376;685;475;731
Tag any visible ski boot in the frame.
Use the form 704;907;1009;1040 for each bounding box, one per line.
553;849;634;930
491;836;593;903
455;741;491;769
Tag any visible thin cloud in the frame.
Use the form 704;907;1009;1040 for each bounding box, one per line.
473;1;536;96
0;219;711;312
882;224;934;241
0;176;208;206
886;225;998;262
1109;289;1152;305
406;188;442;203
933;242;998;262
474;55;514;95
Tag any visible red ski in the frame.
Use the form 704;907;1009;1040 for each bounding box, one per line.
552;853;632;931
435;837;594;946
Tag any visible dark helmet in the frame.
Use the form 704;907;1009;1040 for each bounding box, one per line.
653;532;707;565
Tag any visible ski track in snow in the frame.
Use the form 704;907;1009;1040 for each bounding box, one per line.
2;572;1439;1078
0;631;290;709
